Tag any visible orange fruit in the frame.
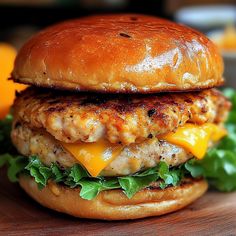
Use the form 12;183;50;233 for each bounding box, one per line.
0;43;26;119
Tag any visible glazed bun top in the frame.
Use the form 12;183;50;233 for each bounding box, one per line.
12;14;224;93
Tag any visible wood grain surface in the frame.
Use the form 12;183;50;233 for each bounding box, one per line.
0;167;235;236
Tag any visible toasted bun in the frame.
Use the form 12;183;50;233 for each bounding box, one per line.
12;14;223;93
19;176;208;220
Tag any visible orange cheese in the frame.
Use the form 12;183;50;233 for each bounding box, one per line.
61;139;123;177
61;123;227;177
160;123;227;160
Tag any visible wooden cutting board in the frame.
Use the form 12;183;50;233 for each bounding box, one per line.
0;167;235;236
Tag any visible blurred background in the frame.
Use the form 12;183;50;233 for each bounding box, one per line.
0;0;236;117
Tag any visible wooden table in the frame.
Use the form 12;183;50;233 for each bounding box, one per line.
0;168;235;236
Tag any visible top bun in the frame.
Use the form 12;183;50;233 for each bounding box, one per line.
12;14;224;93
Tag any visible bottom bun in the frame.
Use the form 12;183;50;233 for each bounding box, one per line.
19;175;208;220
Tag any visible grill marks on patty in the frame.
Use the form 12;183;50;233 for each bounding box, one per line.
13;88;230;145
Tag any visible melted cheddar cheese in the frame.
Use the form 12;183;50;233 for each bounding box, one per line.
61;123;227;177
61;139;123;177
160;123;227;160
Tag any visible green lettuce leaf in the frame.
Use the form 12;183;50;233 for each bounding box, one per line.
0;153;27;182
24;156;187;200
78;179;120;200
69;164;89;182
5;155;187;200
185;149;236;192
158;161;182;188
224;88;236;124
118;174;158;198
25;156;52;189
118;162;185;198
50;163;64;182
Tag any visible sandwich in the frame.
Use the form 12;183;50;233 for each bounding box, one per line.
7;14;232;220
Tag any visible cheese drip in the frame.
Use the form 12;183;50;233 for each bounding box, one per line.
61;123;227;177
160;123;227;160
61;139;123;177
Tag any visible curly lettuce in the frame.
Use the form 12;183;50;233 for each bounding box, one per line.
1;155;185;200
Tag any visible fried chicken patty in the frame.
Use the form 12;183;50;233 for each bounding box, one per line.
11;124;193;176
13;88;230;145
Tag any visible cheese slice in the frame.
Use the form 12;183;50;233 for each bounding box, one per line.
61;139;123;177
61;123;227;177
160;123;227;160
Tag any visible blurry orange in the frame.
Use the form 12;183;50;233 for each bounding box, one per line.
0;43;26;119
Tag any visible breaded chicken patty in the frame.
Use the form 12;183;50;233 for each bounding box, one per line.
13;88;230;145
12;124;193;176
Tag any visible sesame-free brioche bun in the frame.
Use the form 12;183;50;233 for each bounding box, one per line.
12;14;223;93
19;175;208;220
